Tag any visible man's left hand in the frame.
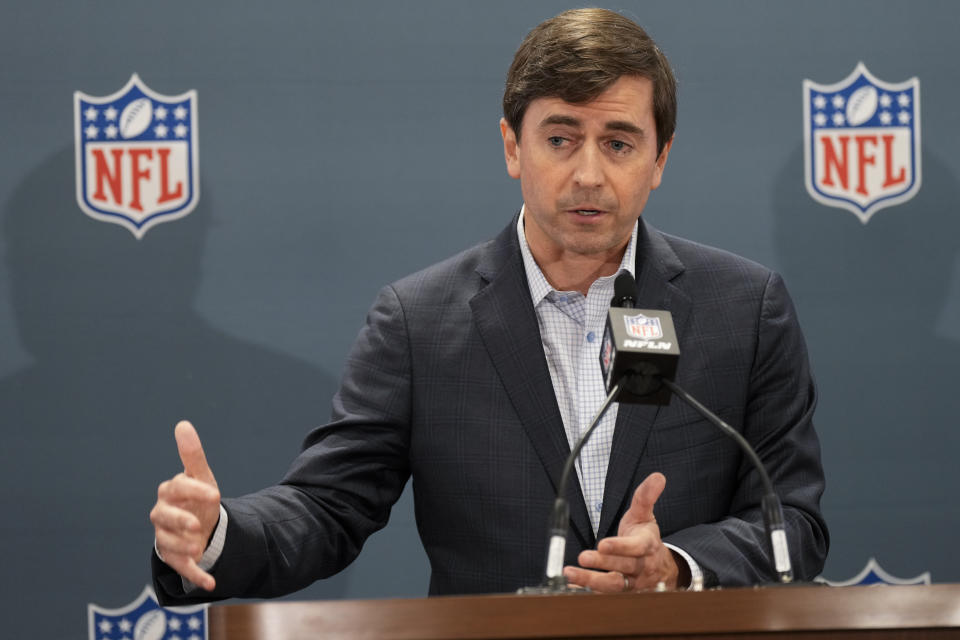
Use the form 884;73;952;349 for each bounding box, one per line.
563;472;682;592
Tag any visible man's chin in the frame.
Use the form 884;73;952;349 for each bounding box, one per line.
561;237;630;259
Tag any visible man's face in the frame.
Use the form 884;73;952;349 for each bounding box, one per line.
501;75;672;262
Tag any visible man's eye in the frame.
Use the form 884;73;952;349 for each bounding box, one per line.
609;140;628;152
548;136;565;147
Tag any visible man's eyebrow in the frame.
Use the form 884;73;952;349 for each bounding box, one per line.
537;115;645;136
538;114;582;128
605;120;645;135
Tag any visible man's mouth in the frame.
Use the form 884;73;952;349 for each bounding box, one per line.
574;209;602;216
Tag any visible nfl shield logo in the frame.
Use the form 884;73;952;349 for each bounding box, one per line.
74;74;199;238
88;585;208;640
624;313;662;339
601;332;613;370
803;62;920;224
816;557;931;587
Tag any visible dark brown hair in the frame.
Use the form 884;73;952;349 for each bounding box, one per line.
503;8;677;156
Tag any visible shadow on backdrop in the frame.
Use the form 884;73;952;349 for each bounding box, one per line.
773;146;960;582
0;147;356;638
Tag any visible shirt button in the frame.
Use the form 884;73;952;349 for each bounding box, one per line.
586;331;596;343
595;502;603;512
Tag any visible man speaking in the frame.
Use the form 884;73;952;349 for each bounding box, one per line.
150;8;827;602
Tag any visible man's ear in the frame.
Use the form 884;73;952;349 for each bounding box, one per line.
650;134;674;191
500;118;521;179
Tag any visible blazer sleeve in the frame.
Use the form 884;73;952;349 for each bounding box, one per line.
662;271;829;586
153;284;414;605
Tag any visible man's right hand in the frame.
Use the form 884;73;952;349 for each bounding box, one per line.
150;421;220;591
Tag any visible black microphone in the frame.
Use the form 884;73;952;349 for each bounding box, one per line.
600;272;794;583
612;271;638;307
599;273;679;405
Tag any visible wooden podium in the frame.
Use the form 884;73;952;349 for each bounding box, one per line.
209;584;960;639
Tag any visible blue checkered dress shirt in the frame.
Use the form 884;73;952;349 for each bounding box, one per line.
516;208;636;534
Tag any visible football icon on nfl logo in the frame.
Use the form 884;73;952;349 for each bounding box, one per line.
74;74;199;238
624;313;662;339
803;63;920;224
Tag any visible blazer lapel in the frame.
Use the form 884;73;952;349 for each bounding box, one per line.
469;219;595;548
597;220;692;539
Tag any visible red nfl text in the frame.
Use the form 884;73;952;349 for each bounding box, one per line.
84;142;189;218
813;127;911;209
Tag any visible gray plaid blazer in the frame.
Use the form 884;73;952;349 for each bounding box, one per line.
154;215;827;603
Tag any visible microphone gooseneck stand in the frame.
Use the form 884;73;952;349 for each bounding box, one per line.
659;377;794;584
518;381;622;594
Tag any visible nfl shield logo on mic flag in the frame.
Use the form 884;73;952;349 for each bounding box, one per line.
803;62;920;224
624;313;663;339
74;74;199;238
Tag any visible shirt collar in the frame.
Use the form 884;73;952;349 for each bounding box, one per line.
516;204;638;306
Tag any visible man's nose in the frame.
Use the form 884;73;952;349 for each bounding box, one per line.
573;144;605;188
